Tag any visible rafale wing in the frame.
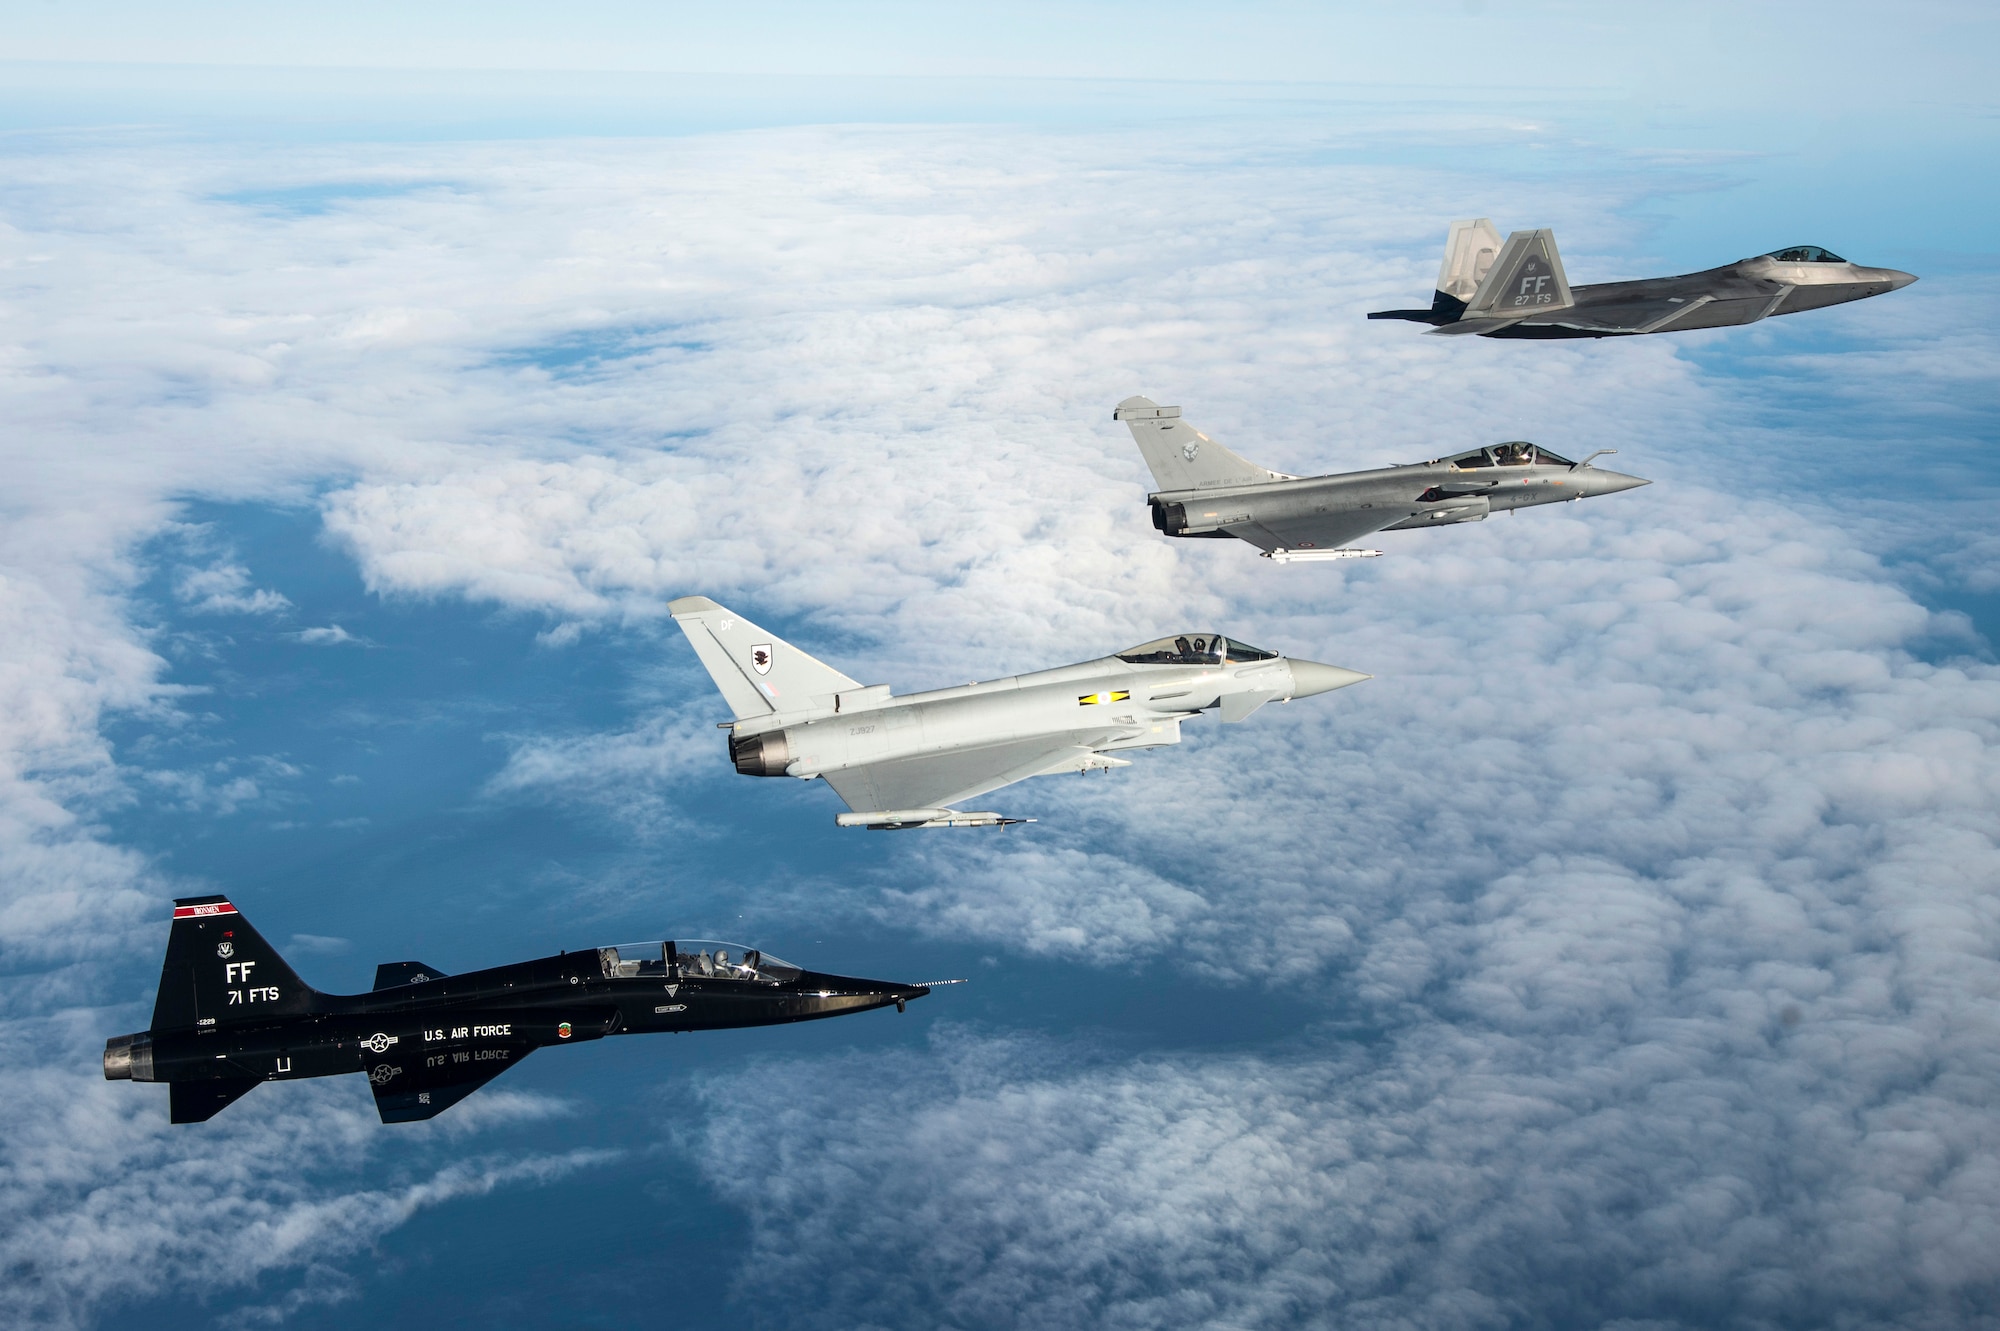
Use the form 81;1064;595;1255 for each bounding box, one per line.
1226;508;1404;553
821;730;1138;813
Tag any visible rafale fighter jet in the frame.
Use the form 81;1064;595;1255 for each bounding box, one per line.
104;896;930;1123
669;596;1367;829
1368;218;1915;338
1117;396;1647;561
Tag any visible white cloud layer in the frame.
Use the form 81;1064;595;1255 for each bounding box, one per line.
0;114;1996;1325
696;1025;2000;1331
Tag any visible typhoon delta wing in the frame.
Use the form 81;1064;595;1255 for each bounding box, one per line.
1369;218;1915;339
1116;397;1647;562
105;897;932;1123
668;596;1367;829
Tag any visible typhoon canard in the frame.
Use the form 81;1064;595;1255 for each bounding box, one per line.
104;897;932;1123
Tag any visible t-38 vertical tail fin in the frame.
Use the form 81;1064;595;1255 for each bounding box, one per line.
152;896;319;1034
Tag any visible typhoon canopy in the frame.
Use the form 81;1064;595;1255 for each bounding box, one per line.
1116;397;1648;561
1369;219;1916;338
668;597;1367;829
104;897;931;1123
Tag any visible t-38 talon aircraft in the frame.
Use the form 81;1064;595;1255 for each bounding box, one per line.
104;897;932;1123
1368;218;1916;338
1116;396;1648;562
669;596;1367;829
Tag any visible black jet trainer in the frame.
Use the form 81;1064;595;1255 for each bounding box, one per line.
105;896;935;1123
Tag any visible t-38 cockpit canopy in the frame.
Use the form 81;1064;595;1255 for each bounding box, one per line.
1432;442;1575;469
1117;634;1279;666
1766;245;1846;263
598;941;802;983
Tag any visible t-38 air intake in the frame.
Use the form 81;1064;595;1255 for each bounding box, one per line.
730;730;792;778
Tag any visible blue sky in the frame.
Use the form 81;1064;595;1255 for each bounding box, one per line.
3;6;2000;1329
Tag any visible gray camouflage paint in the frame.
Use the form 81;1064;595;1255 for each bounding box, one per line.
1117;397;1650;558
1370;219;1917;339
669;597;1366;829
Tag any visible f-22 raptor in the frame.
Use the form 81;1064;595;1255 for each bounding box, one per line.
104;897;930;1123
1369;219;1916;339
1117;396;1648;562
670;596;1367;829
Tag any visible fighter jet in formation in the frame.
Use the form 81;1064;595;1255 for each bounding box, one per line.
1368;219;1916;339
104;896;930;1123
1117;396;1648;562
669;596;1366;829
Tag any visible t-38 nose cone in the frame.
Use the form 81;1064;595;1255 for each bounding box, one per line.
1286;660;1371;699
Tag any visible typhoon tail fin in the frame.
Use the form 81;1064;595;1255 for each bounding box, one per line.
1114;398;1286;494
1461;227;1574;319
668;597;863;720
152;896;320;1034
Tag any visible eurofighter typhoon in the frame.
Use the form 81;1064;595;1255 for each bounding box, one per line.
105;896;931;1123
1117;397;1648;562
669;596;1367;829
1368;218;1916;338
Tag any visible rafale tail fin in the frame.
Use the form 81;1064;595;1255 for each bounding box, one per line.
152;897;320;1034
668;597;863;721
1462;228;1574;320
1114;398;1287;493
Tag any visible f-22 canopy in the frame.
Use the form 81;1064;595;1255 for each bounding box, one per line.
1369;219;1916;339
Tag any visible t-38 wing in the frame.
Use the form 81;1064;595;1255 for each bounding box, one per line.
822;729;1143;814
369;1043;536;1124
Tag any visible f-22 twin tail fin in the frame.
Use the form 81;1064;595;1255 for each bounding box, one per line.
1368;218;1574;333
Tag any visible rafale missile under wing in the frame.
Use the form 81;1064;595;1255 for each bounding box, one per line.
667;596;1367;829
1368;219;1915;338
104;896;932;1123
1116;397;1647;561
